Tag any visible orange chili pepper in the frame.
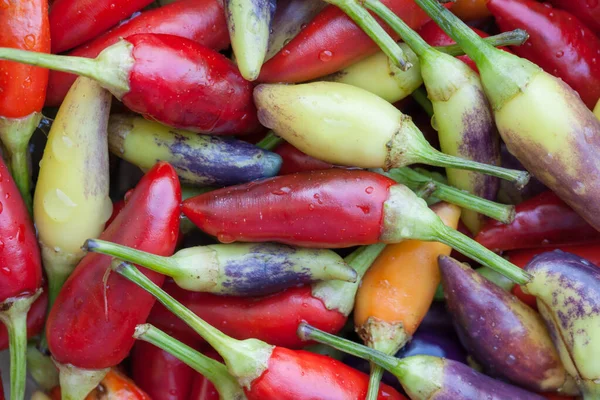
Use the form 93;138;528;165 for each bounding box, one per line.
49;369;150;400
451;0;491;21
353;202;461;399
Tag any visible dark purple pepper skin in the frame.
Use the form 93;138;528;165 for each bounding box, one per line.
439;255;575;393
419;302;455;333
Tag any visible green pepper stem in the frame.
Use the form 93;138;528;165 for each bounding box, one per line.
343;244;386;278
411;87;434;117
255;131;283;150
366;366;385;400
0;290;42;400
84;239;181;278
435;29;529;57
26;346;59;391
385;168;515;223
297;323;402;376
112;260;273;388
324;0;411;70
134;324;245;399
417;147;530;189
434;225;531;284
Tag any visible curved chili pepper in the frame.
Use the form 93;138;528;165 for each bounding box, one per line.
0;155;43;400
274;142;333;175
148;244;384;348
476;191;600;252
299;324;546;400
0;34;258;135
189;375;219;400
0;0;50;210
115;263;406;400
257;0;444;83
488;0;600;109
353;202;460;399
46;162;181;399
131;339;197;400
0;288;47;350
49;369;151;400
49;0;153;53
183;169;531;284
415;0;600;233
45;0;229;107
547;0;600;36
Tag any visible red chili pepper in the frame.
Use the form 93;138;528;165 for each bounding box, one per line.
0;0;50;209
274;142;334;175
546;0;600;36
257;0;449;83
188;349;222;400
132;339;198;400
49;0;153;53
0;287;47;350
488;0;600;109
507;243;600;309
45;0;229;107
0;33;258;135
475;191;600;252
105;199;125;228
0;156;43;400
46;162;181;396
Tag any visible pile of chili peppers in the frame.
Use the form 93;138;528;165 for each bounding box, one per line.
1;0;600;399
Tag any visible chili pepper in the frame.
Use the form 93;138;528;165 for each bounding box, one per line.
49;0;153;53
353;202;460;399
595;99;600;119
183;169;532;283
415;0;600;232
254;83;529;186
108;115;281;187
226;0;275;80
475;191;600;252
451;0;491;20
440;255;577;394
546;0;600;36
113;262;406;400
0;289;47;350
361;2;503;234
299;323;547;400
258;0;444;83
0;0;50;211
189;375;219;400
84;240;357;296
147;244;384;348
49;369;151;400
0;154;43;400
45;162;181;399
274;142;333;175
0;376;3;400
33;77;113;311
131;339;198;400
266;0;326;61
488;0;600;110
523;251;600;398
0;34;258;136
105;199;125;228
45;0;230;107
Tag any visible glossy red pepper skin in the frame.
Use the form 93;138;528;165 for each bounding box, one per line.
148;281;347;348
0;158;42;301
475;191;600;252
46;162;181;369
547;0;600;36
508;244;600;309
49;0;153;53
182;169;395;248
274;142;334;175
46;0;229;107
131;339;197;400
189;375;219;400
122;34;259;135
488;0;600;109
246;348;406;399
257;0;448;83
0;0;50;119
0;288;47;350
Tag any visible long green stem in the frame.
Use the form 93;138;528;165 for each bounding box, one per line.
0;47;98;80
385;168;515;223
0;290;42;400
434;225;531;284
255;131;283;150
111;260;273;388
134;324;245;399
366;366;385;400
297;323;401;375
436;29;529;57
325;0;410;70
84;239;180;277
